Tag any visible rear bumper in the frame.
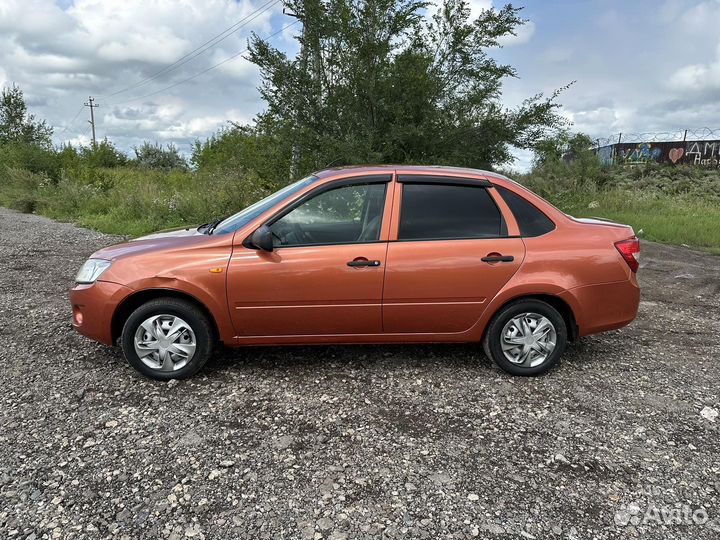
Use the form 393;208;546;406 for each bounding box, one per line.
559;276;640;337
69;281;134;346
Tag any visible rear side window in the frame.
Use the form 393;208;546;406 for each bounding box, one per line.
495;185;555;237
398;183;502;240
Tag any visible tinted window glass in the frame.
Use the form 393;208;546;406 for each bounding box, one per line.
495;185;555;237
271;183;386;246
398;184;502;240
212;175;318;235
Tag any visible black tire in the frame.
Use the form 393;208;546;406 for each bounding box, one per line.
120;297;214;380
483;299;567;376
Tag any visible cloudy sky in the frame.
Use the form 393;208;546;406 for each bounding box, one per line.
1;0;719;170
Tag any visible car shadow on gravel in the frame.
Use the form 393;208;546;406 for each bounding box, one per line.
96;337;608;382
201;338;607;380
207;342;495;374
87;332;607;386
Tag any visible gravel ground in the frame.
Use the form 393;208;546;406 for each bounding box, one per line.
0;206;719;540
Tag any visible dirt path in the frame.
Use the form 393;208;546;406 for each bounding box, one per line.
0;207;718;539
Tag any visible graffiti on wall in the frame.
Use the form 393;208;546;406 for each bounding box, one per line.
685;140;719;167
616;143;663;165
596;140;720;168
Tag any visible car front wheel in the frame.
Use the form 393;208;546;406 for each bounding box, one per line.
120;298;214;380
483;299;567;376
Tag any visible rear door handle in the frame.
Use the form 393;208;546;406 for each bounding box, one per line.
481;255;514;263
347;259;381;267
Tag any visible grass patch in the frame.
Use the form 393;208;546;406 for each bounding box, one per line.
550;190;720;254
1;160;719;254
0;165;276;237
516;160;720;254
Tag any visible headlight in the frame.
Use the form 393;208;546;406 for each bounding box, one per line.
75;259;112;284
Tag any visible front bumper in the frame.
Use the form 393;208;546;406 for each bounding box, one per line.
69;281;134;346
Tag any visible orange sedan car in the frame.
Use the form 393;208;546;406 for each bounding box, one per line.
70;166;640;379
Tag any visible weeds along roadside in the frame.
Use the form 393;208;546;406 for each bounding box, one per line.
1;156;719;253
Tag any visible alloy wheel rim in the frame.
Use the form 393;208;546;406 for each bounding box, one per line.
500;312;557;368
133;314;197;371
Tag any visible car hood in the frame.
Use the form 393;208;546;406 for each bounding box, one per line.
91;227;215;261
131;226;202;241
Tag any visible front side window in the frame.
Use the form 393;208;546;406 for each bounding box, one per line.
212;175;319;235
398;183;502;240
270;183;387;247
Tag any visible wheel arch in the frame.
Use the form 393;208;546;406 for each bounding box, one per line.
482;293;579;342
111;288;221;345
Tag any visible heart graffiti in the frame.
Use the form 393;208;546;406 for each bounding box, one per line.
668;147;684;164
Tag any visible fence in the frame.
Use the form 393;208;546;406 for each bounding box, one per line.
594;128;720;168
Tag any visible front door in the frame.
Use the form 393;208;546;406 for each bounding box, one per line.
382;179;525;334
227;177;391;337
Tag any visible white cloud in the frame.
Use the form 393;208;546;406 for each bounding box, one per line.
499;0;720;168
214;55;259;80
0;0;284;152
467;0;493;20
497;21;535;47
154;115;239;140
6;0;720;170
0;0;74;37
65;133;92;147
669;42;720;93
506;146;534;173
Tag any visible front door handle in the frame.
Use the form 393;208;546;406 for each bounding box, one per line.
347;259;381;267
481;255;514;263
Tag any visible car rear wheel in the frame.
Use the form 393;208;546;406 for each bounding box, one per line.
483;299;567;376
120;298;214;380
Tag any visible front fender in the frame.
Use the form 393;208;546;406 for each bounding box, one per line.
120;275;236;343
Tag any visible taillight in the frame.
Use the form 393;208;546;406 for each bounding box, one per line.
615;237;640;273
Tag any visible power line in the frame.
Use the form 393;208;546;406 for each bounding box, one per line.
106;20;300;107
61;104;86;133
61;1;278;134
102;0;280;98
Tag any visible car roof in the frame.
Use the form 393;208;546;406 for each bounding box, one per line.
313;164;513;183
310;164;568;224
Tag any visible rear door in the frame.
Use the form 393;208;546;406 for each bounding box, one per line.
382;175;525;334
227;175;393;337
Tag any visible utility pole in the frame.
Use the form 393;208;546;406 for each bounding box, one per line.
84;96;99;148
284;7;304;180
284;1;323;179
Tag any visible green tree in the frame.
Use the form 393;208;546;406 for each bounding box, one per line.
0;84;53;148
531;130;604;189
79;138;128;168
248;0;569;177
192;122;292;182
133;142;188;170
533;131;595;166
57;143;81;170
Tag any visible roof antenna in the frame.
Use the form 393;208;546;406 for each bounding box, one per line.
322;157;348;169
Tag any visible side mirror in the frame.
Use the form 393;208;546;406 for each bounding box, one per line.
250;225;274;252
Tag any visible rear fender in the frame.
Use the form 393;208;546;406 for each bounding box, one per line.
464;281;582;341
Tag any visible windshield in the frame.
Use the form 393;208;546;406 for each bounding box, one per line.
211;175;319;235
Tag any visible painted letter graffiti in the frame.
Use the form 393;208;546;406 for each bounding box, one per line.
596;140;720;168
686;141;719;167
